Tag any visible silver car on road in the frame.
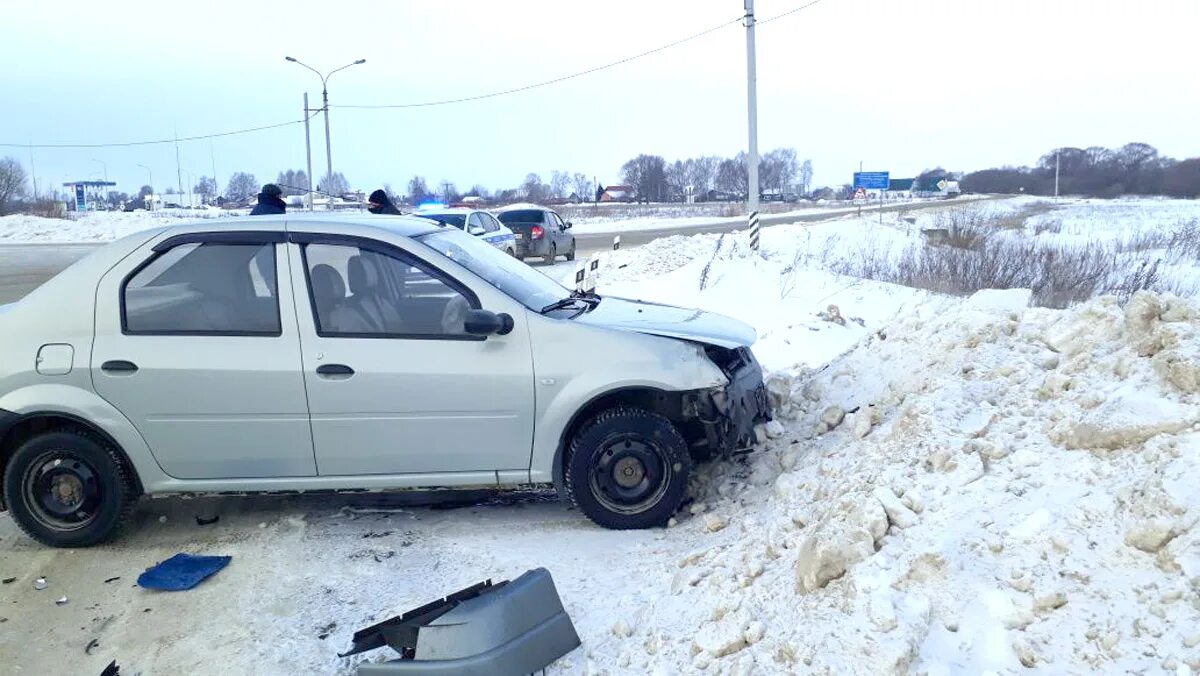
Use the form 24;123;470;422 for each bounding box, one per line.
0;214;769;546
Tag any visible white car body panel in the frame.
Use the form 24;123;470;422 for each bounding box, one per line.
0;215;760;500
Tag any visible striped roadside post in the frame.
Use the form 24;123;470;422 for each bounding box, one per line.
748;210;761;250
613;235;621;251
574;262;586;292
585;255;601;293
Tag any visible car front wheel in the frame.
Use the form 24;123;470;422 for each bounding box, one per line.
3;430;138;547
565;408;691;529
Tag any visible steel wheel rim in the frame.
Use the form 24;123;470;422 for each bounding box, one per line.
21;451;103;532
589;434;671;515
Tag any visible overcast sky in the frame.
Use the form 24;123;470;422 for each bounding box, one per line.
3;0;1197;197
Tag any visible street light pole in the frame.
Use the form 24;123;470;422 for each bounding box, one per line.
744;0;761;251
1054;149;1060;200
304;92;314;211
285;56;366;190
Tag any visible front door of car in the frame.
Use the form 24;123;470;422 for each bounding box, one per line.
91;231;316;480
289;236;535;478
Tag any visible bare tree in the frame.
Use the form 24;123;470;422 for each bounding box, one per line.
466;184;490;199
715;154;748;196
522;173;549;202
225;172;258;202
319;172;350;197
550;170;571;199
194;176;218;203
620;154;668;201
687;156;720;194
760;148;798;191
665;160;688;200
0;157;28;216
571;173;591;201
408;176;430;202
439;180;459;203
799;159;814;195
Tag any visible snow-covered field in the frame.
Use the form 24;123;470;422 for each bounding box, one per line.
3;197;1200;674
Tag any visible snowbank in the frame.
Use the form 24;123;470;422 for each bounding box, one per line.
583;287;1200;674
0;209;231;244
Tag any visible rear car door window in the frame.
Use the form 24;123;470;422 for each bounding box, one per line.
484;214;501;232
303;243;479;338
123;242;281;335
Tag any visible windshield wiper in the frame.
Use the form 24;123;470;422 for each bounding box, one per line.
540;289;601;314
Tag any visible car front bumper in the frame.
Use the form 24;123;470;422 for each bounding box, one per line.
686;347;771;454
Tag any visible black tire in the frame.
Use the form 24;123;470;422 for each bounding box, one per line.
565;241;576;262
544;243;557;265
506;248;516;258
3;430;138;547
565;408;691;530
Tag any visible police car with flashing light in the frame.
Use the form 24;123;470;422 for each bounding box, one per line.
414;207;517;256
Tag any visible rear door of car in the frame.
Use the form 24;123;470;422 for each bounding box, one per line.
548;211;571;249
91;228;316;480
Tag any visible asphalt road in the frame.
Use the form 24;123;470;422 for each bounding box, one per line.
0;198;981;304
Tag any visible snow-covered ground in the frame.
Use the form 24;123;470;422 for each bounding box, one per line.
3;197;1200;674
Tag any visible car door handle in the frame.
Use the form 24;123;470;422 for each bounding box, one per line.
100;360;138;373
316;364;354;377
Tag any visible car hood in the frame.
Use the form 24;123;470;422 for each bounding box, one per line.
574;296;755;348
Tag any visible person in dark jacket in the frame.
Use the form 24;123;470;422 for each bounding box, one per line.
367;189;402;215
250;184;286;215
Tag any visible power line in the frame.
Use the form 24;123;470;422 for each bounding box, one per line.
1;111;321;150
331;16;744;110
757;0;829;25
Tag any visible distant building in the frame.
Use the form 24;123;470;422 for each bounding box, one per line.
600;185;635;202
886;178;915;199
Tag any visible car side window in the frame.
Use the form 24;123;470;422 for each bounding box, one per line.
123;242;281;335
303;243;479;338
483;214;501;233
549;212;564;229
467;213;487;235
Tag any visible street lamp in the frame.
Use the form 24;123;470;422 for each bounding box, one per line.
285;56;366;184
91;158;108;183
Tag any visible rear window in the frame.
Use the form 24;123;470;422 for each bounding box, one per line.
422;214;467;229
497;210;544;225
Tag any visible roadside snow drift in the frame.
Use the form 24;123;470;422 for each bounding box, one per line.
595;288;1200;674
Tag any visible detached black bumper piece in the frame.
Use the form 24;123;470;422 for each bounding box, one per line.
342;568;580;675
692;347;772;454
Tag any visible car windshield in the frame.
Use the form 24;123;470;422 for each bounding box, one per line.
497;210;543;225
420;213;467;229
416;227;569;311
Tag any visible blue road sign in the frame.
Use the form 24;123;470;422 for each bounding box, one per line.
74;184;86;211
854;171;890;190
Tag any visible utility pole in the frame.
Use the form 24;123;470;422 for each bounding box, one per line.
1054;149;1060;200
322;86;333;185
174;126;183;195
29;144;39;199
209;141;218;203
744;0;761;251
304;93;315;211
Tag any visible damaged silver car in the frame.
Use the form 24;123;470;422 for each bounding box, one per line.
0;214;769;546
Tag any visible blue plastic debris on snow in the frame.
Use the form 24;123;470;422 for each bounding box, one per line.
137;553;231;591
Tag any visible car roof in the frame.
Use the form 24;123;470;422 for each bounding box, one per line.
154;212;446;239
495;202;550;212
414;207;475;215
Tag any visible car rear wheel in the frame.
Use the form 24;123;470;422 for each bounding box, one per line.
544;243;557;265
3;430;138;547
565;242;576;261
565;408;690;529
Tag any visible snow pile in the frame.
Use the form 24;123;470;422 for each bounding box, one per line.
574;223;923;371
0;209;231;243
590;289;1200;674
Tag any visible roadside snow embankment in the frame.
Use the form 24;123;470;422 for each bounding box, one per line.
0;209;229;244
571;228;1200;673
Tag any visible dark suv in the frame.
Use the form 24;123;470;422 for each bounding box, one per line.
496;207;576;264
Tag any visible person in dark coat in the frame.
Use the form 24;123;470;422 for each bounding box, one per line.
367;189;402;215
250;184;286;215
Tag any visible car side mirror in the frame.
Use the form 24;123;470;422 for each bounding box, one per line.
464;309;514;336
563;221;572;229
467;224;485;235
